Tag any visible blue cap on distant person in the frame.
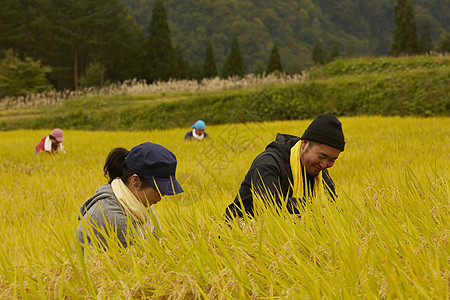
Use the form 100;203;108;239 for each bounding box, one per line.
192;120;206;129
124;142;183;195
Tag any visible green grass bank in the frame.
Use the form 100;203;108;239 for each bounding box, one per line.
0;56;448;131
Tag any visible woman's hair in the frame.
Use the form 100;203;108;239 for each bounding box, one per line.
102;147;150;189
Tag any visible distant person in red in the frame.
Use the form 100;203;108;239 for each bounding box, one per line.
35;128;66;154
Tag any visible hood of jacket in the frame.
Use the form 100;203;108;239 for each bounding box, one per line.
79;184;115;218
264;133;332;185
265;133;300;162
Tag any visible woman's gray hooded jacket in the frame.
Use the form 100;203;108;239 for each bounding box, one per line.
76;184;159;250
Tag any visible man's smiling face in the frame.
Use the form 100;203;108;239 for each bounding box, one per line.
300;140;341;176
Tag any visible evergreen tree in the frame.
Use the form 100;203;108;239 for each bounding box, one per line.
436;32;450;54
345;43;355;58
254;61;266;76
222;34;245;78
79;61;109;89
323;47;329;63
266;42;282;74
420;20;433;54
187;59;203;81
312;39;326;65
104;15;145;84
173;44;187;79
53;0;92;90
91;0;144;87
330;40;340;61
389;0;419;56
145;0;174;82
0;0;27;56
202;39;217;78
45;0;144;90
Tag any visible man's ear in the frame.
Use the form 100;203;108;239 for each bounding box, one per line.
301;139;308;150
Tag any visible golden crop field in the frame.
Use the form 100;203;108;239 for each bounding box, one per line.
0;116;448;299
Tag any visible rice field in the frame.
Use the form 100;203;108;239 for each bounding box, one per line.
0;116;448;299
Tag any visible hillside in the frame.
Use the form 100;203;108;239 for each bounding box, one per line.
0;56;448;131
122;0;449;71
1;0;447;93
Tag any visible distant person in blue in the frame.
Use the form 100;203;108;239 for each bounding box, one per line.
184;120;210;141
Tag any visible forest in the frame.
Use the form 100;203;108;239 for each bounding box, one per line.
124;0;448;69
0;0;448;93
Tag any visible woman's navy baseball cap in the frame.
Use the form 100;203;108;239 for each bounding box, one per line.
124;142;183;195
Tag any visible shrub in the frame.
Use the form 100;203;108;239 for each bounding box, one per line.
0;49;52;98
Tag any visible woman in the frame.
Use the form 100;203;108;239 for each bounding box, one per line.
35;128;66;154
76;142;183;251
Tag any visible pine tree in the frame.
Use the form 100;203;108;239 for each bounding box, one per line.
436;32;450;54
92;0;145;87
49;0;143;90
330;40;340;61
51;0;92;90
202;39;217;78
187;59;203;81
222;34;245;78
105;15;145;84
254;61;265;75
420;20;433;54
389;0;419;56
0;0;27;55
145;0;174;82
345;43;355;58
79;61;105;89
312;39;325;65
173;44;187;79
266;42;282;74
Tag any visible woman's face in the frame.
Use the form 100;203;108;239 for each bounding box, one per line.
135;185;162;207
50;136;60;149
129;175;162;207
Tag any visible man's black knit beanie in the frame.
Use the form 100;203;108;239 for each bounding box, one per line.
301;113;345;151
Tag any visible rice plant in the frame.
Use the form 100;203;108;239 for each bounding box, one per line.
0;116;448;298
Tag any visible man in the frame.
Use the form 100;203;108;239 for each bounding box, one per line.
223;113;345;221
35;128;66;154
184;120;210;141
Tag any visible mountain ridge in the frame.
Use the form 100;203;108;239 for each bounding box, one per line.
122;0;449;72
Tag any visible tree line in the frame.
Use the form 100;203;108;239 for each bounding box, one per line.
123;0;449;69
0;0;449;98
0;0;283;97
310;0;446;65
1;0;144;92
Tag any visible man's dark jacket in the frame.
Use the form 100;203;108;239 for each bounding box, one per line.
224;133;337;220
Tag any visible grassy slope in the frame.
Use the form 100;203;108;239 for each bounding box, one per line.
0;56;449;131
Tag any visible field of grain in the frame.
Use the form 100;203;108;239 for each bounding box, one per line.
0;116;448;298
